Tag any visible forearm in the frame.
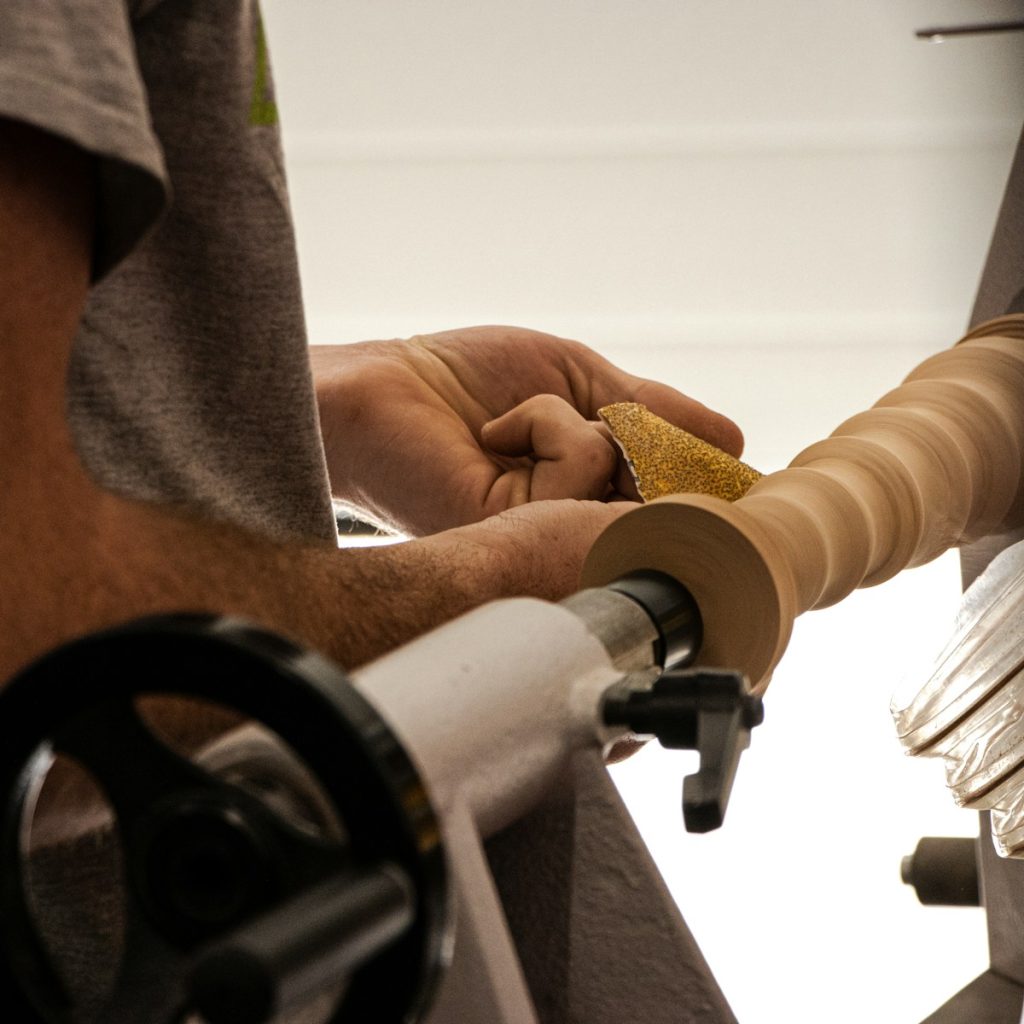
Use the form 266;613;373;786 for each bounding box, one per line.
2;462;514;685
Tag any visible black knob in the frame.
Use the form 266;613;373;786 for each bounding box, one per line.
901;837;980;907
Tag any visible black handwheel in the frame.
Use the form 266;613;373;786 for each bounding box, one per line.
0;616;447;1024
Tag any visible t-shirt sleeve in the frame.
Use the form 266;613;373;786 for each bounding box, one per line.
0;0;170;280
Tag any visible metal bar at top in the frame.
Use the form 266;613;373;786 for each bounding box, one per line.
916;20;1024;41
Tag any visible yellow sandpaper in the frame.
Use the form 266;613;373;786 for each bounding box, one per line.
599;402;761;502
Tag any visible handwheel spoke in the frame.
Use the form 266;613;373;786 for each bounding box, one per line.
55;698;213;824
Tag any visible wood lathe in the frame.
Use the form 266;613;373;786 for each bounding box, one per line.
2;317;1024;1022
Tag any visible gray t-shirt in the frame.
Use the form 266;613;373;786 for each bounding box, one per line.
0;0;336;544
2;5;340;1015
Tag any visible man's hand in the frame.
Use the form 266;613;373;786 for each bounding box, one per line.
311;326;743;536
436;496;639;603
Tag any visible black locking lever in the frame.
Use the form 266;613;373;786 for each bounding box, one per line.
603;668;763;833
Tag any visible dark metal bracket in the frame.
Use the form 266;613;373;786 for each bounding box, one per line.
603;668;763;833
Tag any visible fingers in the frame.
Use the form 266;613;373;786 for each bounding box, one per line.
481;395;618;502
594;421;642;501
630;378;746;458
564;344;745;457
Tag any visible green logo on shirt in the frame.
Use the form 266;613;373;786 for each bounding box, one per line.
250;11;278;127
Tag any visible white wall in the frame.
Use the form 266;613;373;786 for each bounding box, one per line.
266;0;1022;367
263;2;1024;1021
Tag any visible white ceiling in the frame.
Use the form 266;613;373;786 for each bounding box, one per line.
265;0;1023;133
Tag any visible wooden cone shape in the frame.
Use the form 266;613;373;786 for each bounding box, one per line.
583;315;1024;691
